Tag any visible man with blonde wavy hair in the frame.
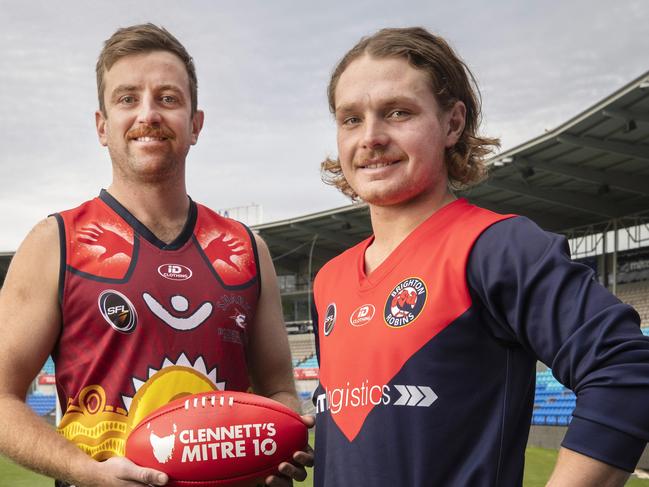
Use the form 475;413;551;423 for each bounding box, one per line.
312;27;649;486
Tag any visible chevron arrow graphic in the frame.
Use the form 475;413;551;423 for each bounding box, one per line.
393;385;410;406
394;385;438;407
406;385;424;406
418;386;437;407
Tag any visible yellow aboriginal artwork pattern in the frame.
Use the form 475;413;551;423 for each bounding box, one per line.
57;357;224;459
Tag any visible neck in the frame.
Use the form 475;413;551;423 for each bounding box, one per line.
365;189;456;274
107;178;190;244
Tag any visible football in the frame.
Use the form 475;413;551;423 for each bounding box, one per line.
125;391;308;487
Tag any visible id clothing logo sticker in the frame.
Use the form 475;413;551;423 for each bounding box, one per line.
98;290;138;333
158;264;193;281
384;277;427;328
323;303;337;336
349;304;375;327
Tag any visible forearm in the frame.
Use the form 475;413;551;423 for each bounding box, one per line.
267;389;302;414
0;394;95;485
546;448;630;487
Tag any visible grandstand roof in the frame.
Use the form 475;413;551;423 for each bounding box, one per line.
254;203;371;270
466;70;649;234
254;70;649;262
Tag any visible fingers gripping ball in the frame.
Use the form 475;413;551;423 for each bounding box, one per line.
125;391;308;487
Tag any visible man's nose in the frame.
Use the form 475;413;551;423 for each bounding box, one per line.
361;117;389;149
137;96;162;124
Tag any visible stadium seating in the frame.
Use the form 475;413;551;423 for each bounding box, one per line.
532;370;575;426
42;356;55;375
296;356;318;368
288;334;316;366
26;393;56;416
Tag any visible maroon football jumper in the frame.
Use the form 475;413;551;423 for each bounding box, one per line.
53;190;260;460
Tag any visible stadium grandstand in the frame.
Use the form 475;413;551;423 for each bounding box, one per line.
0;69;648;464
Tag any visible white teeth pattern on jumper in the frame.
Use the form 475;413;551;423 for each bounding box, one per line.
143;292;213;331
121;353;225;412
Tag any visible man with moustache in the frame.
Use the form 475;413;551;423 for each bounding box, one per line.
312;27;649;486
0;24;311;487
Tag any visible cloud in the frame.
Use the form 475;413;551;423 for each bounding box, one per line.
1;0;648;249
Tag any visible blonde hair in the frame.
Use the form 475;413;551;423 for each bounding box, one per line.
322;27;499;200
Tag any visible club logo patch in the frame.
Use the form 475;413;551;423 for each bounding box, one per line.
349;304;375;327
98;290;138;333
158;264;193;281
383;277;427;328
323;303;337;336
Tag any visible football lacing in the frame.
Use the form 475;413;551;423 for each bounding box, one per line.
183;393;234;410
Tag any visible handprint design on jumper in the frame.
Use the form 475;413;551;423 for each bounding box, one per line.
77;223;131;261
204;233;245;271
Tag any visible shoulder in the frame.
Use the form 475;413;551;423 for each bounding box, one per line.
3;217;60;295
471;216;566;262
21;217;60;254
467;216;592;302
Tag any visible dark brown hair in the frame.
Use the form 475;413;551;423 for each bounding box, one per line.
96;23;198;115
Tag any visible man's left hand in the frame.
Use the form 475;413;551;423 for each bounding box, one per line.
265;415;315;486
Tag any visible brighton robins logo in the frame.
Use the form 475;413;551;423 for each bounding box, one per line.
323;303;337;336
383;278;427;328
98;290;138;333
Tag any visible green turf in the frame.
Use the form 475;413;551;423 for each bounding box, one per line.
524;447;649;487
0;455;53;486
3;443;648;486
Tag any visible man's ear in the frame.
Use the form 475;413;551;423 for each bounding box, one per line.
190;109;205;145
95;110;108;147
444;101;466;148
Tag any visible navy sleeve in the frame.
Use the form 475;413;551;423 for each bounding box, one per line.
467;216;649;471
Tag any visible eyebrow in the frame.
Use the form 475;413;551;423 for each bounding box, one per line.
109;84;185;103
335;95;420;115
109;84;139;103
157;84;184;95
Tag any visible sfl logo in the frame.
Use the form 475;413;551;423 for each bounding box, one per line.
98;290;138;333
158;264;193;281
323;303;337;336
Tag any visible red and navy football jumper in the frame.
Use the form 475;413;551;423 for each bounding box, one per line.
312;198;649;487
52;189;260;462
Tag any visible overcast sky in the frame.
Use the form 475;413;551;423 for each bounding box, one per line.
1;0;648;251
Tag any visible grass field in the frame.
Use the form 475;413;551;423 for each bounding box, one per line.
3;442;649;486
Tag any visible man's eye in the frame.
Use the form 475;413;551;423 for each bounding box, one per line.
119;95;136;104
342;116;360;126
161;95;177;104
388;110;408;119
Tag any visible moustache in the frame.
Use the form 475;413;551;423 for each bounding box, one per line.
356;148;404;163
127;125;175;140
